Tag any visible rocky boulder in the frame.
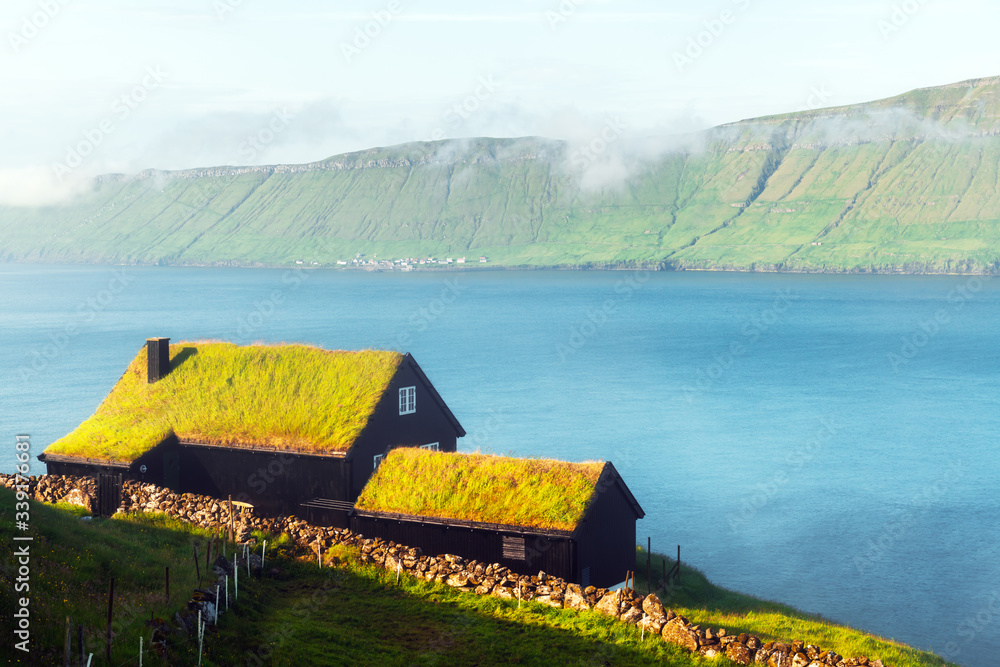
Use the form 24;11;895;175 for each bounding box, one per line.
63;488;93;512
661;618;699;652
563;585;591;611
726;641;755;665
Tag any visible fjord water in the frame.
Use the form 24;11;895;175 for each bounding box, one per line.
2;265;998;666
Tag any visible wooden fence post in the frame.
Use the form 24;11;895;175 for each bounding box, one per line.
647;537;651;595
64;615;71;667
193;544;201;582
105;578;114;663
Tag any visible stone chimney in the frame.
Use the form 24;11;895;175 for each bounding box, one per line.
146;337;171;383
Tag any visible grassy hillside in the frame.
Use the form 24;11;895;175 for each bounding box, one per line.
1;488;956;666
3;77;1000;273
0;487;210;665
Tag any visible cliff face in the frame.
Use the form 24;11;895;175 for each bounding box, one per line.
4;78;1000;272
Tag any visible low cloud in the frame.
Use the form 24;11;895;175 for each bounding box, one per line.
122;98;348;170
0;167;92;207
551;110;708;193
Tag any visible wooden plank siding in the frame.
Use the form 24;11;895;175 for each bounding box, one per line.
350;512;579;582
349;462;644;587
573;464;642;587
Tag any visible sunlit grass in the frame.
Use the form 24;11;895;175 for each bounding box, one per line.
355;448;605;531
0;486;214;665
633;548;958;667
44;341;402;462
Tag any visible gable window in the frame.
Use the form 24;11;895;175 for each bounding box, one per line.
399;386;416;415
420;442;439;452
373;454;384;470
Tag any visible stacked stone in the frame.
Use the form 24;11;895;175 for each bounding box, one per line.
0;473;96;510
16;475;896;667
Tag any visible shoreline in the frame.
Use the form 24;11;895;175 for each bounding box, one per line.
1;258;997;277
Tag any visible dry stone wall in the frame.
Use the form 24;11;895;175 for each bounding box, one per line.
2;474;894;666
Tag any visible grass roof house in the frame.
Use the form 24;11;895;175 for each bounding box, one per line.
351;448;645;587
39;338;465;524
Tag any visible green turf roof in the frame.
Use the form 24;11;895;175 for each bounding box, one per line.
354;448;607;532
44;341;404;463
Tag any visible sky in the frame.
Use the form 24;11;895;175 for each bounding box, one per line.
0;0;997;201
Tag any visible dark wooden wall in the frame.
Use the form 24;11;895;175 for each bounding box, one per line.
348;359;461;497
176;445;351;517
350;514;578;582
574;476;640;588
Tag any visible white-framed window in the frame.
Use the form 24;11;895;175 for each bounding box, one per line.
399;386;416;415
420;442;439;452
373;454;384;470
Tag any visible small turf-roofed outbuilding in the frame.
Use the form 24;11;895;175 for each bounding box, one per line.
39;338;465;525
351;448;645;587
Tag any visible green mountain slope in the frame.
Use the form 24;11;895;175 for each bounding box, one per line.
4;76;1000;272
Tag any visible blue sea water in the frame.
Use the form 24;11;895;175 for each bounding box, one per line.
1;264;998;666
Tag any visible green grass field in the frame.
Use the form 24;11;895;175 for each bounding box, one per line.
0;487;212;665
4;78;1000;274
